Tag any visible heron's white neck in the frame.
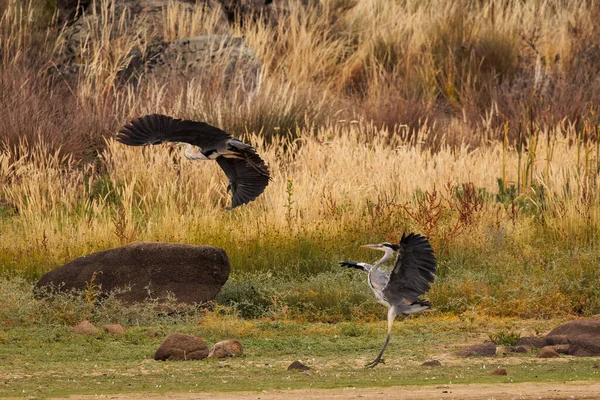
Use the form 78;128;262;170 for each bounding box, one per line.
371;247;395;271
183;144;209;160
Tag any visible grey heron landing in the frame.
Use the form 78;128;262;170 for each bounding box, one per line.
340;233;436;368
117;114;270;209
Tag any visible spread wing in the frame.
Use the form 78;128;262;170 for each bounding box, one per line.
117;114;231;149
216;155;270;208
339;261;371;272
382;233;436;304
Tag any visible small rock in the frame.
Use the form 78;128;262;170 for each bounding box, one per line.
73;320;99;335
287;360;311;371
146;328;164;337
491;368;508;376
154;332;209;361
508;345;531;353
420;360;442;367
537;346;560;358
103;324;125;335
496;346;508;356
208;339;243;358
455;342;496;357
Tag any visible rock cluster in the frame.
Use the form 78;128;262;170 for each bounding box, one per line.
455;317;600;360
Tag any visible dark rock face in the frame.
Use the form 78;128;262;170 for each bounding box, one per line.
143;35;262;91
154;332;209;361
545;317;600;357
35;242;230;304
514;336;545;349
455;342;497;357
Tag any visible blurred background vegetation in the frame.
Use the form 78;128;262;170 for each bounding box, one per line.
0;0;599;327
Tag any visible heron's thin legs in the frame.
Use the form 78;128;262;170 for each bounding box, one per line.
366;308;397;368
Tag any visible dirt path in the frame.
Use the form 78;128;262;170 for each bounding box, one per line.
51;381;600;400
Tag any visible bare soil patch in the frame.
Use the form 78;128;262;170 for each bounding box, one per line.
53;381;600;400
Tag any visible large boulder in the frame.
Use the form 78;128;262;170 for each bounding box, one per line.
35;242;230;304
142;35;262;91
544;317;600;356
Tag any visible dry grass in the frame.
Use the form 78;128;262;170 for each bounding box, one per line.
0;0;599;319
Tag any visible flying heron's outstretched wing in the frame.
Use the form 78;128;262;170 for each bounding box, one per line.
216;156;270;208
117;114;231;149
382;233;436;304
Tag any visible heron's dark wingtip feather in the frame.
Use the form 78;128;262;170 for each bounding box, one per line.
383;232;437;302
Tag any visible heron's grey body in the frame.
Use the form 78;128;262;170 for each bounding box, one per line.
117;114;270;208
340;233;436;367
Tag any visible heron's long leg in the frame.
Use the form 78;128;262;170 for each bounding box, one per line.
366;308;396;368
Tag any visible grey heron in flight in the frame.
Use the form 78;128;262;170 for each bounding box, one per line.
340;233;436;368
117;114;270;209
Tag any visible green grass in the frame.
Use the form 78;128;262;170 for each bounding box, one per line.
1;317;599;398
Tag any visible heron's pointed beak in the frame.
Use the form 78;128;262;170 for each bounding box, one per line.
360;244;380;250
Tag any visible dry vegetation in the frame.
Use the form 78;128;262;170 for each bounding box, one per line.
0;0;599;323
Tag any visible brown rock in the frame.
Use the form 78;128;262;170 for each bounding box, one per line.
508;344;531;353
552;344;571;354
104;324;125;335
491;368;507;376
545;318;600;356
146;328;165;337
455;342;496;357
73;320;99;335
208;339;243;358
495;346;508;356
420;360;442;367
154;332;209;361
514;336;545;349
287;360;310;371
537;346;560;358
35;242;230;305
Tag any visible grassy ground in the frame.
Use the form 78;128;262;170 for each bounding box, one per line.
2;315;600;399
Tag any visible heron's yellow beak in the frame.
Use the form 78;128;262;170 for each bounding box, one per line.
360;244;380;250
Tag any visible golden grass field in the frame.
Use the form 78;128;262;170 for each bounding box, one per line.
0;0;599;321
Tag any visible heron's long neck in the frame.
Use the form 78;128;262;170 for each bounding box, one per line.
183;144;209;160
371;248;394;272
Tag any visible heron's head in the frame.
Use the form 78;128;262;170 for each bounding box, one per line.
360;242;399;252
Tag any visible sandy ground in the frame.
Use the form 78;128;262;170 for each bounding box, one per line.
47;381;600;400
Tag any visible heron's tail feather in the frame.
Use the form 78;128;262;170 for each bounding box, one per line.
410;299;431;307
